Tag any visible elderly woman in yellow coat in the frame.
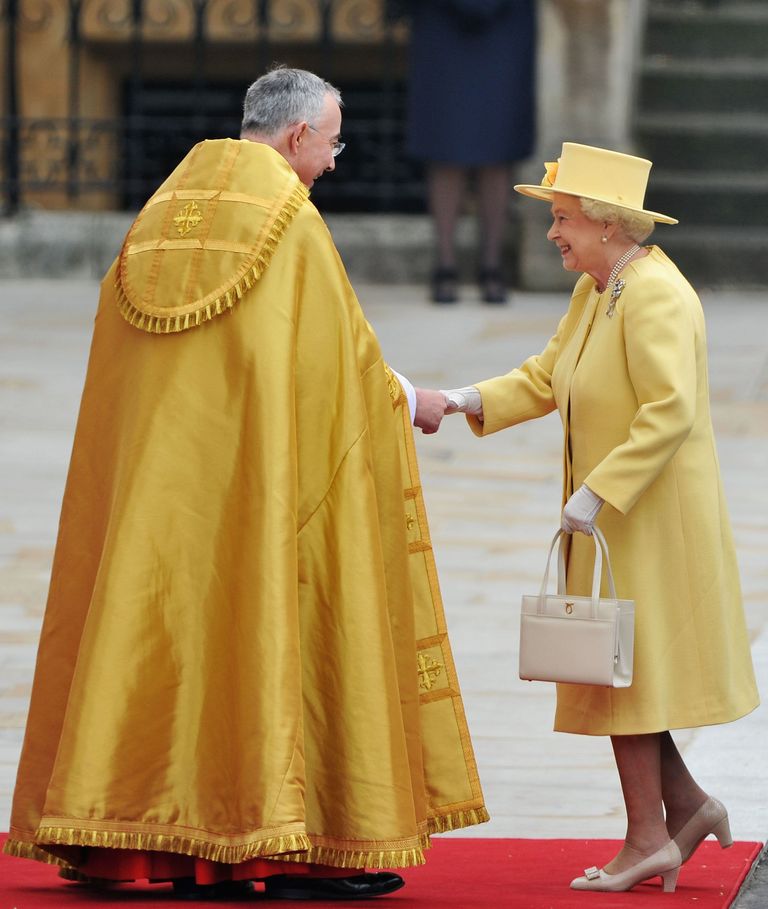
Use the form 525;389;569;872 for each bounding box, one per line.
440;143;759;894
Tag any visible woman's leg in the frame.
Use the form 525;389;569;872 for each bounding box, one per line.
476;164;511;271
659;730;710;836
427;163;467;270
605;733;673;874
475;164;511;302
658;731;732;862
426;164;467;302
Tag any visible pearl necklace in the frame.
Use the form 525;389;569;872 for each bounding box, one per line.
603;243;640;317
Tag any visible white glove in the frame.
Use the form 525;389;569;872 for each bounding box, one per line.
441;385;483;417
561;484;604;535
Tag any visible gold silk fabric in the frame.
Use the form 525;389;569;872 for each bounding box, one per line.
5;140;487;872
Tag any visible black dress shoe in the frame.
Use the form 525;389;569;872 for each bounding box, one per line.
264;872;405;900
59;868;118;888
172;877;256;900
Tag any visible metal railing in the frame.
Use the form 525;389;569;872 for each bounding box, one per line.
1;0;422;214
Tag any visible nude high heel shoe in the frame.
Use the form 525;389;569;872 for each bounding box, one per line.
570;841;682;893
673;796;733;863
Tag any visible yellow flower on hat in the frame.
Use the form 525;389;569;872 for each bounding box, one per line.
541;160;559;188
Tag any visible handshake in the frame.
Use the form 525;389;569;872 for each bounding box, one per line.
414;385;483;434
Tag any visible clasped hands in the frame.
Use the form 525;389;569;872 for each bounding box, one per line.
413;385;482;434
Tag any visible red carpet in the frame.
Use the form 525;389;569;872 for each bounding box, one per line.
0;836;761;907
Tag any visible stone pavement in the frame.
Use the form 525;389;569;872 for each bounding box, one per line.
1;279;766;902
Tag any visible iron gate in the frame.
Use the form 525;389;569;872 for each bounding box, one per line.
1;0;423;214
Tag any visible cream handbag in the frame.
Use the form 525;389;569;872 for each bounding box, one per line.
519;528;635;687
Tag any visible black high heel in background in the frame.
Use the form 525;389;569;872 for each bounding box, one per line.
431;266;459;304
478;267;507;304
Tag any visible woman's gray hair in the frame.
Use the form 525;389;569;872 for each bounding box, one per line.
579;197;655;244
241;66;342;137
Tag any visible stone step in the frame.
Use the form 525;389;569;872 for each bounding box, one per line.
645;172;768;227
635;113;768;171
646;3;768;60
634;0;766;287
653;226;768;289
639;59;768;114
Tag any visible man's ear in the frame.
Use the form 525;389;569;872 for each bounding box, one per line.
286;121;309;155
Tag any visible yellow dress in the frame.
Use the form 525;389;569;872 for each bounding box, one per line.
5;139;487;873
470;247;759;735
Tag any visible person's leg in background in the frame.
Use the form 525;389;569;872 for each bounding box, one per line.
427;163;467;303
476;163;511;303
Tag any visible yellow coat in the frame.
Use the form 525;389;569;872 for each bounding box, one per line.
470;246;759;735
5;139;487;871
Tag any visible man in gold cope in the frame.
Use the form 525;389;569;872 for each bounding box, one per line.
4;67;487;900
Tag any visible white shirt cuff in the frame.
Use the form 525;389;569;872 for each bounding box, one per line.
392;371;416;425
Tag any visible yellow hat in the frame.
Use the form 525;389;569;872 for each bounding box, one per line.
514;142;678;225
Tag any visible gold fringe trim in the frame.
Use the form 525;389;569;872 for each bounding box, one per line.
116;182;308;334
262;808;488;869
428;806;491;835
3;838;70;867
274;844;426;870
7;808;488;872
34;827;312;866
31;828;427;870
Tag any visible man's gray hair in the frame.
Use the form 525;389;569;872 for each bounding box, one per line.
241;66;342;137
579;197;655;244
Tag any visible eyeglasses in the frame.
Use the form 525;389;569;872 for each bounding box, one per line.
308;124;346;158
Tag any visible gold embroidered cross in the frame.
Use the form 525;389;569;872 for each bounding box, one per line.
174;201;203;236
417;652;443;691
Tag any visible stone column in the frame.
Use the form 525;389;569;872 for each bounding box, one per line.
517;0;648;290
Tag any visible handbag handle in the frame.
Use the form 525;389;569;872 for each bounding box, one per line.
538;528;618;616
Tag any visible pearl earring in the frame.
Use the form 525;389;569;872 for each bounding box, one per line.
601;236;608;244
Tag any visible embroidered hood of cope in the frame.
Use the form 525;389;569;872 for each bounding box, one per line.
116;138;309;334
